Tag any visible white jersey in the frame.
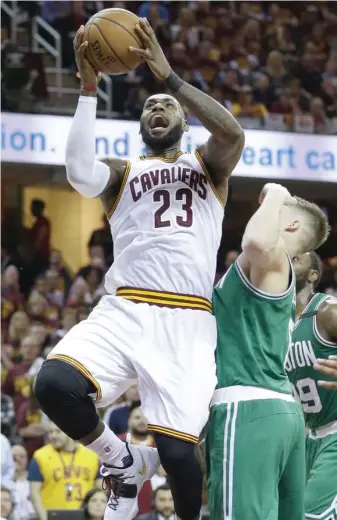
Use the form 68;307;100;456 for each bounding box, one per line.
105;151;224;301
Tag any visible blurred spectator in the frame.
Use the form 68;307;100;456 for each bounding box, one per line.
1;38;31;112
264;50;289;94
1;434;15;491
53;307;78;342
1;266;25;335
252;74;276;109
104;385;140;435
30;200;51;278
138;2;169;22
81;489;108;520
1;394;16;442
67;267;105;307
2;336;44;412
47;249;73;296
88;217;113;265
7;312;31;357
40;2;74;67
29;422;102;519
12;445;35;520
232;86;267;119
136;484;174;520
16;377;46;459
0;487;15;520
310;96;330;134
119;403;156;515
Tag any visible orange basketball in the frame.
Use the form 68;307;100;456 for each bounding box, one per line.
83;8;143;75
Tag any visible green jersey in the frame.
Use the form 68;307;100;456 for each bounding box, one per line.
213;260;295;394
286;293;337;429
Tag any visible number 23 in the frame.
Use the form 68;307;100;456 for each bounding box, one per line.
154;188;193;228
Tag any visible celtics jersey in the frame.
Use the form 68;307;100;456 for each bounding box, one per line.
286;293;337;429
213;260;295;394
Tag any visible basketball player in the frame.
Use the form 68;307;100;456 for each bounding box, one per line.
286;252;337;519
206;183;330;520
34;18;244;520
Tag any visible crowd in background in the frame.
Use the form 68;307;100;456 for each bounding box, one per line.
1;0;337;133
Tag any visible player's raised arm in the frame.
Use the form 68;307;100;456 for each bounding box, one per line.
65;26;126;203
238;183;297;294
129;18;244;202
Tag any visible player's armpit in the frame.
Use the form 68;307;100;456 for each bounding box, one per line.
98;158;128;216
316;299;337;343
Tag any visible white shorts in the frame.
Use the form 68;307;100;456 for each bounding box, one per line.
49;289;217;443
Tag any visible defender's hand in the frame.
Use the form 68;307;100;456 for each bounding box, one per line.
314;356;337;390
129;18;171;81
74;26;99;85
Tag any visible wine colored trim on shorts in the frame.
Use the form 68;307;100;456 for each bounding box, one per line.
148;424;199;444
48;354;102;400
116;287;212;312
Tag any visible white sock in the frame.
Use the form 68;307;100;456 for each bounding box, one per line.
86;425;129;465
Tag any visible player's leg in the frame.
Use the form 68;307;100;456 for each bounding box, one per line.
305;434;337;520
35;295;159;519
277;403;306;520
135;305;217;520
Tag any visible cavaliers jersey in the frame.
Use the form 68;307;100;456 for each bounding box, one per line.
105;151;224;300
29;443;100;510
286;293;337;429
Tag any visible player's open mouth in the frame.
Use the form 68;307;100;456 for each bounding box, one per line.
150;114;169;130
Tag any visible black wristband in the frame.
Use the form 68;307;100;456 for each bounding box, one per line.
163;70;184;93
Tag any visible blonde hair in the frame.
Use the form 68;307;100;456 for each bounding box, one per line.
294;197;330;251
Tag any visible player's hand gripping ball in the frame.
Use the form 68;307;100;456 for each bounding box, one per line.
74;26;100;85
129;18;171;80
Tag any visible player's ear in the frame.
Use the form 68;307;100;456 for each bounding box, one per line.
183;119;189;132
309;269;318;284
285;220;300;233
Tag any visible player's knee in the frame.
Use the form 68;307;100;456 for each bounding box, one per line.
35;359;92;411
154;433;196;475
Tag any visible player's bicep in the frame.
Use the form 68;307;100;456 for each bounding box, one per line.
198;130;245;184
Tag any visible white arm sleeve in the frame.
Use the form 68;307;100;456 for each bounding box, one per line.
65;96;110;198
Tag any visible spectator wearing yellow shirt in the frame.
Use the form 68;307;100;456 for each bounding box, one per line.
28;422;102;520
231;86;268;119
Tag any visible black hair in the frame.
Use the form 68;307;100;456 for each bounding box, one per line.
31;199;45;212
128;400;142;418
153;483;171;500
83;267;104;285
309;251;323;289
81;488;107;520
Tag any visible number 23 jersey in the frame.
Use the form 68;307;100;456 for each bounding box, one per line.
105;151;224;300
286;293;337;429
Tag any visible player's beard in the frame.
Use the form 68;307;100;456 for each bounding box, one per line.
140;122;183;153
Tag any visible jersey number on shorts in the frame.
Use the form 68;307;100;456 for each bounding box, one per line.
154;189;193;228
293;377;322;413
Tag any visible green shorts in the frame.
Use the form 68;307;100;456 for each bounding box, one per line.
305;432;337;519
205;399;305;520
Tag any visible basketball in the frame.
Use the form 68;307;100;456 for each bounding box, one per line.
83;8;143;75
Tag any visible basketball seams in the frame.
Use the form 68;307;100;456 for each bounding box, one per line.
94;16;143;48
92;21;132;71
